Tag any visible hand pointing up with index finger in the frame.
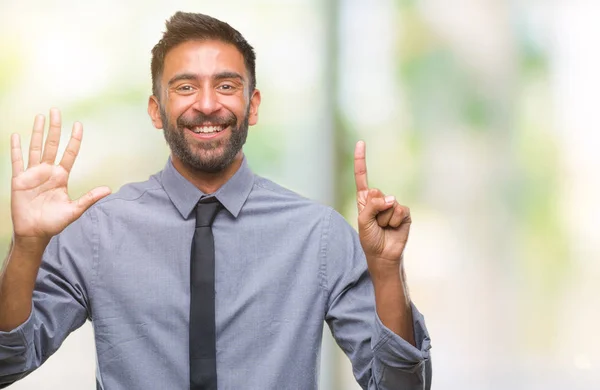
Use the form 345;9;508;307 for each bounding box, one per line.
354;141;412;267
354;141;416;344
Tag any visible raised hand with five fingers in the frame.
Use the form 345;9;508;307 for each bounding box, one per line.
10;108;111;242
0;108;110;331
354;140;416;345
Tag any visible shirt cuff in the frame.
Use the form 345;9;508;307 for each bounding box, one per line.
371;302;432;372
0;307;34;350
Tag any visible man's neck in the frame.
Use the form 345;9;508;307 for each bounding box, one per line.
171;152;243;194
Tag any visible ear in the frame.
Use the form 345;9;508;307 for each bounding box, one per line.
148;95;164;129
248;89;261;126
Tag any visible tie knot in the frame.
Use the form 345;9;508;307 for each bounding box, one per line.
195;198;222;227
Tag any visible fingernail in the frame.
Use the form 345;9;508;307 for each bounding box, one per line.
385;195;395;204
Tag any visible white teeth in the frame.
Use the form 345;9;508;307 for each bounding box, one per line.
191;126;224;134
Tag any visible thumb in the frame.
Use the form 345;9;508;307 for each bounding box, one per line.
360;188;394;222
72;186;112;218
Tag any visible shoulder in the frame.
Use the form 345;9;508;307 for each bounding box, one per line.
251;175;332;216
249;175;358;239
91;172;165;214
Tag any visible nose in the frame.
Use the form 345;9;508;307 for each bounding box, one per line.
192;85;221;115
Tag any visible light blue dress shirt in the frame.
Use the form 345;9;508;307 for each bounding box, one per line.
0;157;432;389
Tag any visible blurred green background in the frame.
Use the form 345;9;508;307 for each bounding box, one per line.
1;0;599;389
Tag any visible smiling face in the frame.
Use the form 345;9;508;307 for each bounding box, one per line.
148;39;261;175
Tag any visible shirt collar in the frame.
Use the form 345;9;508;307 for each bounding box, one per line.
160;156;255;220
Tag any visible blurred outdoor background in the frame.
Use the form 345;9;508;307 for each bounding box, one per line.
1;0;599;389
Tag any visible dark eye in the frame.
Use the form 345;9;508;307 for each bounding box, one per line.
218;84;236;92
176;85;195;93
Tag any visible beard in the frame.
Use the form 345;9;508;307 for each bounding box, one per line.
160;105;249;174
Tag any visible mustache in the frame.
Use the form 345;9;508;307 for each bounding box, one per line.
177;112;237;128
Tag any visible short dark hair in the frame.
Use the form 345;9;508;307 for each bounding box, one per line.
151;12;256;99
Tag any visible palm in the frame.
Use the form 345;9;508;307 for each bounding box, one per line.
13;164;73;238
9;109;111;240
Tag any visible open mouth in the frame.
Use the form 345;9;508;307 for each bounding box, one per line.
188;124;227;134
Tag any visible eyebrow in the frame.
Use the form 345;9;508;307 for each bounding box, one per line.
167;71;245;86
214;71;245;82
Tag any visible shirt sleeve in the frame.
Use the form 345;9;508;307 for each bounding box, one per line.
0;210;96;386
322;208;432;390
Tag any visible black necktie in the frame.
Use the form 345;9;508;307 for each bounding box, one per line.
190;197;222;390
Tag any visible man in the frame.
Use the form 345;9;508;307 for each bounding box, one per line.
0;11;431;390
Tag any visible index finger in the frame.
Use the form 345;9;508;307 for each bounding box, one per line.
59;122;83;173
354;140;369;192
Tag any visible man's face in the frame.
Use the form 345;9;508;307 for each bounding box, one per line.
150;39;260;173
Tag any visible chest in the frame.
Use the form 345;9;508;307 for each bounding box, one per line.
91;214;324;329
